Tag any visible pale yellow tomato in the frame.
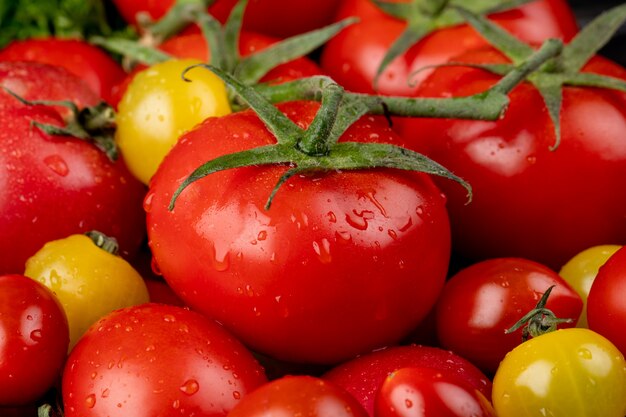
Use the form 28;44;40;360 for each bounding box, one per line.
24;232;150;349
116;59;231;184
559;245;621;328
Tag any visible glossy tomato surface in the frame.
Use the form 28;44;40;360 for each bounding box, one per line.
435;258;582;374
228;375;369;417
323;345;492;416
62;303;268;417
321;0;578;95
587;245;626;356
0;274;69;406
492;328;626;417
0;38;126;104
147;101;452;364
375;367;496;417
399;49;626;270
0;64;147;274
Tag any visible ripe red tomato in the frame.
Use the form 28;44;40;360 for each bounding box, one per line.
375;367;496;417
0;62;147;274
435;257;583;375
62;303;268;417
323;345;492;417
587;245;626;356
0;274;69;406
320;0;578;95
228;375;369;417
112;0;341;38
0;38;127;104
147;101;451;364
398;48;626;270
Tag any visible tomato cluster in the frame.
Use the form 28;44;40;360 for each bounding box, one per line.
2;0;626;417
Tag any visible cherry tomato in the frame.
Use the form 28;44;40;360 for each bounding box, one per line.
0;62;147;274
435;258;582;375
375;367;496;417
323;345;492;416
62;303;268;417
400;49;626;270
147;101;452;364
23;232;150;349
0;38;126;104
492;328;626;417
228;375;369;417
0;274;69;406
320;0;578;94
587;245;626;356
559;244;621;328
115;58;231;184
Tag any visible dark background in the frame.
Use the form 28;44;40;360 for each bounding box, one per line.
571;0;626;66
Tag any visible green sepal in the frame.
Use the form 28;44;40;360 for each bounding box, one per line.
90;36;172;65
4;88;118;161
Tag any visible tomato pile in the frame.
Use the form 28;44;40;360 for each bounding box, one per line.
2;0;626;416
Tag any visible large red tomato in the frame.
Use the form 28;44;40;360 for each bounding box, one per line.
397;48;626;270
111;0;341;38
0;62;146;274
62;303;268;417
146;101;452;364
320;0;578;95
0;38;126;104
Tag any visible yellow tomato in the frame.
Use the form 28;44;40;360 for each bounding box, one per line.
493;328;626;417
24;232;150;349
116;58;231;184
559;245;621;328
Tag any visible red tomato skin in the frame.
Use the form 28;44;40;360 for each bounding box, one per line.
588;246;626;356
62;303;268;417
228;375;370;417
147;101;451;364
0;38;126;104
0;63;146;274
397;50;626;270
320;0;578;95
435;258;582;375
375;367;496;417
323;345;492;417
0;274;69;406
112;0;340;38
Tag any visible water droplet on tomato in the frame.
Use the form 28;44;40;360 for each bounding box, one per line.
345;210;371;231
578;348;592;360
335;230;352;242
143;191;155;213
150;257;163;276
388;229;398;240
312;238;332;264
405;399;413;408
233;391;241;400
172;399;180;409
29;329;42;341
163;314;176;323
85;394;96;408
257;230;267;241
43;155;69;177
327;211;337;223
180;379;200;395
101;388;110;398
145;344;156;352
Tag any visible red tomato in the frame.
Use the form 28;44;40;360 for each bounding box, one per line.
375;367;496;417
228;375;370;417
0;274;69;406
435;258;582;375
146;101;451;364
0;38;126;104
398;48;626;270
320;0;578;94
323;345;492;417
0;62;147;274
112;0;341;38
62;303;268;417
588;245;626;356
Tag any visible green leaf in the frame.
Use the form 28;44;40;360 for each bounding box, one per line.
563;72;626;92
561;3;626;72
90;36;172;65
533;75;564;150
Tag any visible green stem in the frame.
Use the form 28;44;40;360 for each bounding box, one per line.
297;84;344;156
85;230;119;256
140;0;215;44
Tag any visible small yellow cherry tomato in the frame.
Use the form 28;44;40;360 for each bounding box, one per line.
559;245;621;327
493;328;626;417
116;58;231;184
24;232;150;349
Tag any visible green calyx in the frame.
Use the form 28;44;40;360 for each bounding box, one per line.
85;230;120;255
91;0;356;88
3;88;118;161
452;4;626;149
370;0;535;88
168;39;562;211
505;285;574;341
